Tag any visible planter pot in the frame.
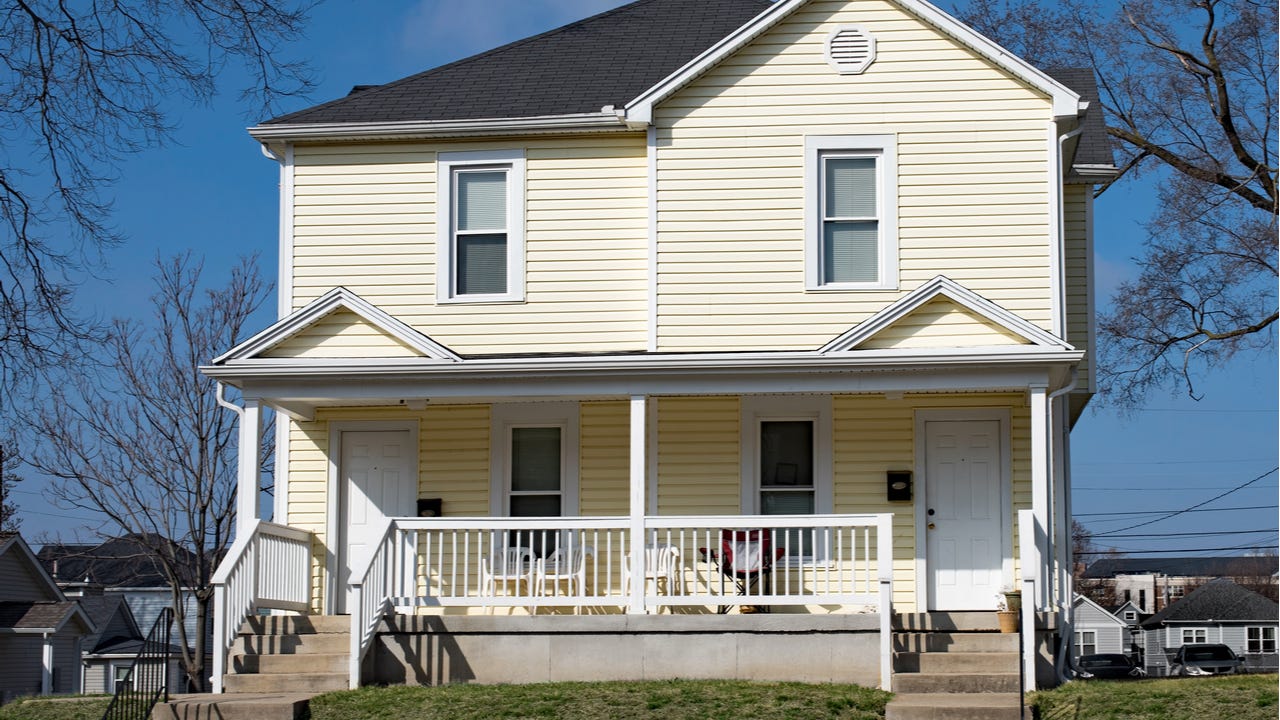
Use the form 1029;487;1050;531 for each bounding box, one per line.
1003;592;1022;612
997;610;1019;633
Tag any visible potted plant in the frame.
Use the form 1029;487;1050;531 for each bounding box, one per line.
996;593;1019;633
1001;585;1022;612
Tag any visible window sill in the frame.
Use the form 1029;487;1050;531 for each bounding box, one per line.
436;294;526;306
805;282;898;293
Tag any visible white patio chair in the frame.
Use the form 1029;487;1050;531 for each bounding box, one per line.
623;544;683;608
536;543;594;613
480;546;535;614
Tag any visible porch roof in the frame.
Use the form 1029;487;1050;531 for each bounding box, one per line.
202;345;1081;421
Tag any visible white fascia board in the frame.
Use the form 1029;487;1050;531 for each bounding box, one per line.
821;275;1072;352
247;112;630;142
212;286;461;364
624;0;1079;124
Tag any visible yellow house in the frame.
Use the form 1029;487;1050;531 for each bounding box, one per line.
203;0;1114;706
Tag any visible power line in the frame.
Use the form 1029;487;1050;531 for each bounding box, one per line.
1077;545;1277;556
1075;504;1278;517
1091;467;1278;537
1076;457;1276;466
1075;485;1275;490
1095;525;1274;535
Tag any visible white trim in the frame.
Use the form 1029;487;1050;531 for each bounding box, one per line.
739;396;833;516
628;395;647;614
1049;122;1064;338
647;126;659;352
273;416;290;524
249;111;631;142
237;398;262;536
822;275;1072;352
825;26;876;75
1073;594;1128;629
804;135;898;291
436;149;527;304
1085;190;1097;393
1029;384;1049;611
214;286;462;364
914;408;1012;611
623;0;1080;123
324;420;420;615
488;402;580;517
278;144;295;319
646;398;659;515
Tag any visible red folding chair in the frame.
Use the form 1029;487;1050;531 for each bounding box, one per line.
712;529;784;614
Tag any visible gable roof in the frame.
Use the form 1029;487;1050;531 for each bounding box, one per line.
38;534;197;589
0;534;66;601
1073;594;1128;627
1141;578;1280;627
820;275;1072;352
1083;556;1279;579
251;0;1102;144
258;0;769;131
76;595;141;652
0;601;93;634
213;287;462;364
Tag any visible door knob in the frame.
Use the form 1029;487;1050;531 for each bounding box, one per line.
927;522;936;530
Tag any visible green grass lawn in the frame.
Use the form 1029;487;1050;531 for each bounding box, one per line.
0;696;111;720
309;681;892;720
1029;674;1279;720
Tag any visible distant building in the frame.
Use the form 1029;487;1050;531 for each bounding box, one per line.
1081;556;1278;614
1139;578;1278;676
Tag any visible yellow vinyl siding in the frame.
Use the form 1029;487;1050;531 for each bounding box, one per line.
1063;184;1091;389
859;298;1029;349
654;0;1054;351
263;309;423;358
655;397;742;515
580;401;630;516
291;135;648;355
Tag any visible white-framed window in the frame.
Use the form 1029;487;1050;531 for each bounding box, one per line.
1168;584;1185;599
490;403;578;518
804;135;897;291
1124;610;1137;622
1181;628;1208;644
110;662;134;691
437;149;526;303
1075;630;1097;657
741;396;833;559
1247;626;1276;654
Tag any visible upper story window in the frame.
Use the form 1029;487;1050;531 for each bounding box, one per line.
437;149;526;303
804;135;897;291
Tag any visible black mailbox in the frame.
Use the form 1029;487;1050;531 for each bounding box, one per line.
417;498;443;517
886;471;912;502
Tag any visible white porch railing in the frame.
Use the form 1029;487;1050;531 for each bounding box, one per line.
347;514;895;689
211;520;313;693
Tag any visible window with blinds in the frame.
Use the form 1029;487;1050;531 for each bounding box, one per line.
453;167;509;296
820;153;879;285
760;420;815;556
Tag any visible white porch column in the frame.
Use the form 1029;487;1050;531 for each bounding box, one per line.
628;395;647;614
1029;384;1049;611
41;633;53;695
237;397;262;537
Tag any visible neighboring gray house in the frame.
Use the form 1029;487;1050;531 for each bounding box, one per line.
76;594;184;695
1083;556;1278;614
1072;594;1128;657
1140;578;1279;676
0;533;93;703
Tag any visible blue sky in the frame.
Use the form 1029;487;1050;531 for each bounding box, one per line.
11;0;1278;557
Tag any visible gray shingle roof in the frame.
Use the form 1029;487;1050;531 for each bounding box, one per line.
264;0;771;126
1047;67;1114;169
0;601;80;631
1141;578;1280;627
38;534;198;588
1084;556;1279;579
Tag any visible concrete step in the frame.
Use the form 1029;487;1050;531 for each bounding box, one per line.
223;672;348;694
893;672;1021;694
894;612;1003;632
885;693;1023;720
241;615;349;635
238;631;350;655
151;693;315;720
893;631;1017;654
232;652;349;675
895;651;1020;674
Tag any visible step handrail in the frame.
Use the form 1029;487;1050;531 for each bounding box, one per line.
101;607;173;720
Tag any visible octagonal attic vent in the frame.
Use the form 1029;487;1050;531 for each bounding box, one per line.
827;26;876;74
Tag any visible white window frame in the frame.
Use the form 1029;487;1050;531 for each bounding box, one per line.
437;149;526;303
1247;626;1276;654
1181;628;1208;645
804;135;898;291
490;402;579;517
1075;630;1097;657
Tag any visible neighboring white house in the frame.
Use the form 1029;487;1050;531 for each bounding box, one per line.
1071;594;1127;659
1140;578;1279;676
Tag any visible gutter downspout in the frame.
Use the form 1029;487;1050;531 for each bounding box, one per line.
1048;368;1079;683
1054;123;1085;337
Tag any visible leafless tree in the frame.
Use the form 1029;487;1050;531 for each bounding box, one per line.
959;0;1277;406
0;438;21;532
24;254;273;692
1073;519;1123;606
0;0;313;392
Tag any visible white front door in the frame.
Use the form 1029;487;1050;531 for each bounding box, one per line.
336;430;415;613
925;419;1003;610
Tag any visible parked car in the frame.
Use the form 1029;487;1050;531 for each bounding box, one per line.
1076;653;1143;679
1170;644;1242;676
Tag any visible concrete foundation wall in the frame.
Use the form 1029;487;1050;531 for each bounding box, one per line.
369;615;882;687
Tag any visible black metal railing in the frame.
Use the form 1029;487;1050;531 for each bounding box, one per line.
102;606;174;720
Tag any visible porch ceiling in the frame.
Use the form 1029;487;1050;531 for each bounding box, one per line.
202;347;1081;421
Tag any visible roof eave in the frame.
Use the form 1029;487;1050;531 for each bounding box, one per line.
248;111;633;143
